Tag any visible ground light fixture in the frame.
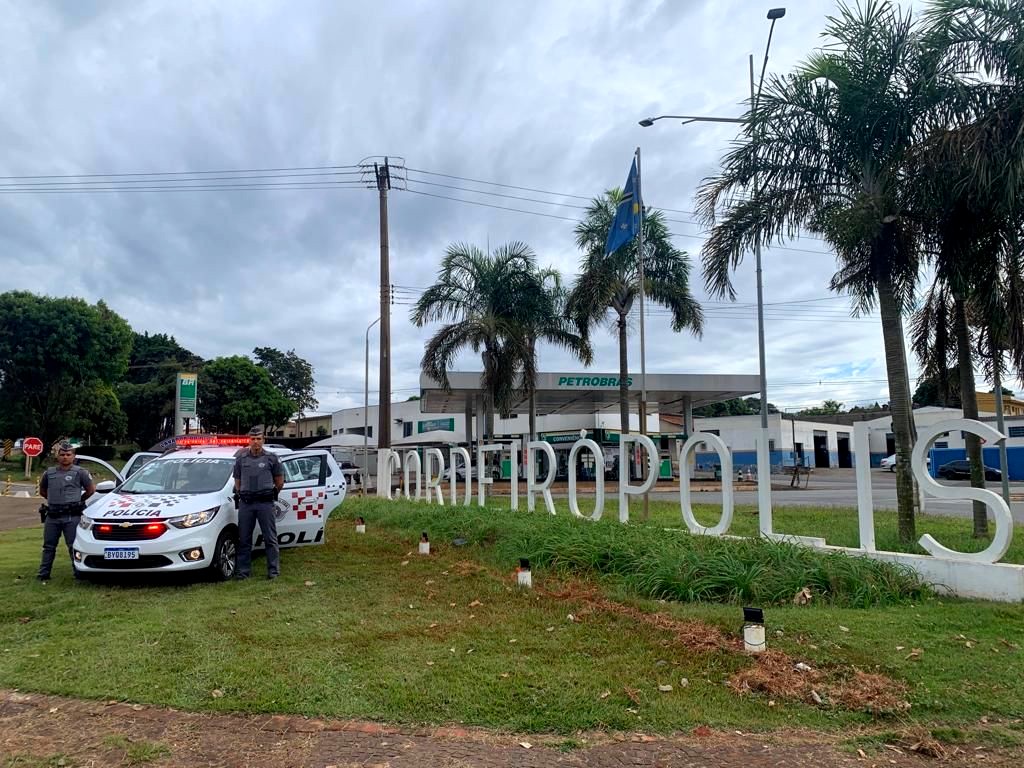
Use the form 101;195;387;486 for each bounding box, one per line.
355;516;366;534
419;531;430;555
742;606;766;654
516;558;532;588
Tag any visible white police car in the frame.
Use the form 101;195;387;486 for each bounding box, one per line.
73;439;346;579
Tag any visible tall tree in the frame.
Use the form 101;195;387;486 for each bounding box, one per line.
117;332;204;447
411;242;550;440
253;347;318;415
910;0;1024;534
0;292;132;445
696;1;937;543
567;191;703;436
198;356;295;434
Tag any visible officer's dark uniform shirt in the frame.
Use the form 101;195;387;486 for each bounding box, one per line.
233;450;283;498
40;465;93;507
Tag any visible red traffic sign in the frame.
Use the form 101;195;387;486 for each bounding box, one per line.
22;437;43;458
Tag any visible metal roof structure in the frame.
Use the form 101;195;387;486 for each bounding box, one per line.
419;371;760;415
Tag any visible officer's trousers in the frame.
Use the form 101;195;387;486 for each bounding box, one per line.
39;514;81;580
236;501;279;578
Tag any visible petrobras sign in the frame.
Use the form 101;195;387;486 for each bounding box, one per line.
377;419;1024;602
556;375;632;388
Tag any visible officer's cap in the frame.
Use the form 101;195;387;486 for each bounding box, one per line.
58;441;75;453
248;426;264;438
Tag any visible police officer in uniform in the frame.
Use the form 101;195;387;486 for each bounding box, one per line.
38;441;96;582
233;426;285;580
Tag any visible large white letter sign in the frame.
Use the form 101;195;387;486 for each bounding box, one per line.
507;443;520;511
449;447;472;506
913;419;1012;563
568;439;605;520
526;441;557;515
678;433;733;535
477;444;503;507
424;448;445;505
853;422;876;551
619;434;658;523
378;449;401;500
403;451;422;500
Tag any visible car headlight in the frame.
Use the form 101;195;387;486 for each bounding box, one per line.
168;506;220;529
78;517;93;531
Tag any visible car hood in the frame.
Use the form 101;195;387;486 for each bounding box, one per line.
88;491;225;520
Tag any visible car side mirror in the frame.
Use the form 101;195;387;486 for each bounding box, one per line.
96;480;116;493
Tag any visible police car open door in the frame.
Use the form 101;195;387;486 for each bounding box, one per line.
261;452;331;549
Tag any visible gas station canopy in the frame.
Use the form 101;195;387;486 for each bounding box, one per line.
419;372;760;415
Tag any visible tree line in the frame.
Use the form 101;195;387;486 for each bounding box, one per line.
0;291;318;449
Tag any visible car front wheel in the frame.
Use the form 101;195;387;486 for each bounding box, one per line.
210;528;238;581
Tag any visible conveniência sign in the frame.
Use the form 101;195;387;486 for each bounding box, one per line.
377;418;1023;602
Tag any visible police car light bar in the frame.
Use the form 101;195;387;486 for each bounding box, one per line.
174;435;252;448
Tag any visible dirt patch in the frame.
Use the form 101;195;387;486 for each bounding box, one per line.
0;497;44;531
4;689;1016;767
541;581;910;715
731;651;911;715
541;582;730;653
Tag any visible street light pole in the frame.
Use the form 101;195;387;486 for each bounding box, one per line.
640;7;785;529
364;316;381;495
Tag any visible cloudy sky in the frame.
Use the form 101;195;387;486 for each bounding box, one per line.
1;0;945;416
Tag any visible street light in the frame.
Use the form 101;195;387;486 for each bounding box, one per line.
640;7;785;509
364;316;381;495
638;115;744;127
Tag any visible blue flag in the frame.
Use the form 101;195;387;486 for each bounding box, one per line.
604;157;641;257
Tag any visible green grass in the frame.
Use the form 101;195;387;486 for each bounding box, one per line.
0;497;1021;736
359;500;926;606
101;736;170;766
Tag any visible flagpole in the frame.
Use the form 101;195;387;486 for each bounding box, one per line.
635;147;649;518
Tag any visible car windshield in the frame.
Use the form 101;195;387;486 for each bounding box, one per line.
118;457;234;494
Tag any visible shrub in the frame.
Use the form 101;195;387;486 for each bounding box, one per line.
343;498;928;608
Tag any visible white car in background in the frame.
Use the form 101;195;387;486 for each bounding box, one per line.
73;443;346;580
880;453;930;472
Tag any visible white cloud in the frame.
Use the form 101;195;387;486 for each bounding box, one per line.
0;0;943;420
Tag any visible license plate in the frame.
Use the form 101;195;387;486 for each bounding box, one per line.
103;547;139;560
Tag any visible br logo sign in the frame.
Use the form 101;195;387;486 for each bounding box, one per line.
22;437;44;458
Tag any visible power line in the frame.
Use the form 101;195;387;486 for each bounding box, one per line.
405;179;590;210
0;170;365;188
0;163;362;181
400;188;580;221
0;181;368;194
405;167;593;201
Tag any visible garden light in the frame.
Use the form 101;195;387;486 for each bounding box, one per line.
742;606;766;654
419;531;430;555
516;558;532;589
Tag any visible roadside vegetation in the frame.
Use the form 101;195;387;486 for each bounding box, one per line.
1;497;1021;742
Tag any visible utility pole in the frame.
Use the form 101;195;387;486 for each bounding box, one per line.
375;159;392;450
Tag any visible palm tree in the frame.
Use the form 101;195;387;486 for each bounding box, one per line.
910;0;1024;534
567;190;703;438
695;1;940;543
411;242;586;443
523;267;593;443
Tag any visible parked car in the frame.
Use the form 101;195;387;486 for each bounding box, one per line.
880;453;930;472
937;459;1002;481
71;442;346;580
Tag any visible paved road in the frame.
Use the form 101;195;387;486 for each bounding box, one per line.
647;469;1024;524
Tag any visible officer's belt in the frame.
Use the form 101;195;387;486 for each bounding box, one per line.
239;489;276;503
47;502;85;516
